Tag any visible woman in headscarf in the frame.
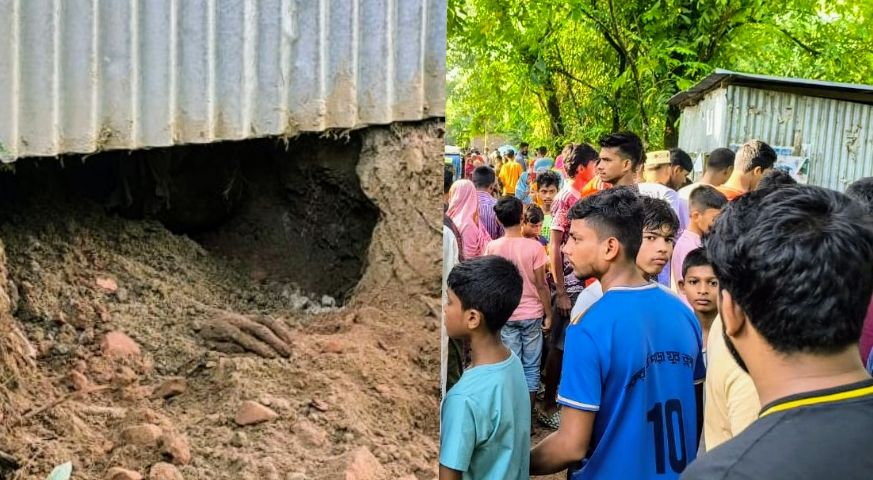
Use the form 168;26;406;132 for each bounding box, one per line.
446;179;492;259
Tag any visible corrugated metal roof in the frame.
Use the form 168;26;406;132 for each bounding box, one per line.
669;69;873;109
675;84;873;190
0;0;446;162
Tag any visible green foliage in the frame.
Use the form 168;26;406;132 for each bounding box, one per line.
448;0;873;149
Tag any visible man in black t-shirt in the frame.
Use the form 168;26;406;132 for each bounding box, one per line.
682;185;873;479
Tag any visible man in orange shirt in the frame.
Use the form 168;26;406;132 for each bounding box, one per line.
499;149;523;196
715;140;777;201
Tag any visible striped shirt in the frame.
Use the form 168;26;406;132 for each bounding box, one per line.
477;191;504;240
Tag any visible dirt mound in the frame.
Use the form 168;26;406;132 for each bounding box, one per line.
0;120;443;479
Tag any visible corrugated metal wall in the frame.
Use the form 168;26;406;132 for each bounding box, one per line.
678;85;873;190
0;0;446;162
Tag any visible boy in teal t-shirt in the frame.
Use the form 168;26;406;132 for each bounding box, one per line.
441;256;531;480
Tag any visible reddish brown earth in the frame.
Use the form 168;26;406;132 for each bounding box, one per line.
0;121;444;479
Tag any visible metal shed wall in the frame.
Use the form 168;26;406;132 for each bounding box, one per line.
0;0;446;162
678;85;873;190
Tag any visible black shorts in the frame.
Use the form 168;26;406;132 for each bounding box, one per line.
549;291;579;352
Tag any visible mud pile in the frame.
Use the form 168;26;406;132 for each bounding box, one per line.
0;120;443;479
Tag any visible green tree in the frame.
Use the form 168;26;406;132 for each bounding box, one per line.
448;0;873;149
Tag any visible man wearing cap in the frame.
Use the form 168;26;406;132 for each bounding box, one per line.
643;148;693;191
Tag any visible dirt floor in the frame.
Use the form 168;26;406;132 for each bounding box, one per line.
0;121;443;479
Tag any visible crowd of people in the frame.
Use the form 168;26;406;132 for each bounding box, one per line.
440;132;873;479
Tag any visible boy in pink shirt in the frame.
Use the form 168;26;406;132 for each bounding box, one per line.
671;185;727;295
485;196;554;414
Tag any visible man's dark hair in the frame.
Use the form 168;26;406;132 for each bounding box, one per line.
736;139;777;173
494;195;523;228
568;186;644;262
670;148;694;172
537;170;561;190
565;143;599;178
537;146;548;156
599;132;645;170
690;184;728;212
447;256;523;333
472;166;496;190
520;142;529;149
707;148;735;171
682;247;712;278
444;165;454;194
705;185;873;354
846;177;873;212
524;204;544;224
640;195;679;237
757;169;797;191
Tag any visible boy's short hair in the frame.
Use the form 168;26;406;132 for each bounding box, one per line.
494;196;523;228
599;132;645;170
537;170;561;190
670;148;694;172
444;165;454;194
640;195;679;236
736;139;777;173
689;185;728;212
524;204;544;224
505;149;516;158
706;148;735;171
757;169;797;191
537;146;548;155
846;177;873;211
705;185;873;355
682;247;711;278
568;186;644;262
472;166;496;189
447;256;523;333
565;143;599;178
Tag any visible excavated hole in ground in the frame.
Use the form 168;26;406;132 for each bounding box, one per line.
0;134;379;304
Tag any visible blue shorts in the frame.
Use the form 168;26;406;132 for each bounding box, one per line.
500;318;543;392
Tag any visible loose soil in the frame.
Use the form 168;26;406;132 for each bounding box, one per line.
0;120;443;479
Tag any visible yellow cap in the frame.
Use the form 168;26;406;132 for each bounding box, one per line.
645;150;671;167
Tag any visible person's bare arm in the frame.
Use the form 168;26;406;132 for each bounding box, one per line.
534;265;553;334
530;408;595;475
439;465;462;480
549;230;571;316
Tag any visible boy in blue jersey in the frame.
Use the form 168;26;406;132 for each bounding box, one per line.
530;187;705;479
440;256;531;480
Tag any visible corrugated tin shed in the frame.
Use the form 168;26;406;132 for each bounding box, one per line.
0;0;446;162
669;69;873;190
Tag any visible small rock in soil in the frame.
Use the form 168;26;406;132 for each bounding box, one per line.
320;295;336;308
160;433;192;465
69;370;90;391
153;377;187;399
148;462;183;480
321;340;344;354
310;399;329;412
96;277;119;293
234;400;278;426
101;331;141;359
339;447;386;480
294;419;328;447
116;287;129;301
105;467;143;480
120;424;163;448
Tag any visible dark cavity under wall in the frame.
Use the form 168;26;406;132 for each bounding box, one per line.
0;134;379;302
